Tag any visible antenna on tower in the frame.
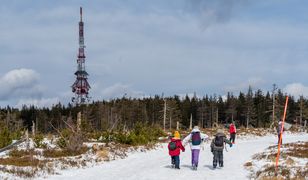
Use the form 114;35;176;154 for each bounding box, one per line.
80;7;82;21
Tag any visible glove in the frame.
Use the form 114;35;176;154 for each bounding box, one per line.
230;144;233;148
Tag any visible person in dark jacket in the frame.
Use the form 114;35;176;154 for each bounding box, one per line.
210;129;232;168
168;131;185;169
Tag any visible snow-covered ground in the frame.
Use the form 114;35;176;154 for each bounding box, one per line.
42;133;308;180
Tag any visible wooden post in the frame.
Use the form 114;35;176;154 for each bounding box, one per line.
35;117;38;134
300;96;303;129
246;112;249;129
32;121;35;137
77;112;82;132
25;130;29;150
201;103;204;128
216;108;219;126
163;99;166;131
169;116;172;131
176;121;179;130
272;84;277;125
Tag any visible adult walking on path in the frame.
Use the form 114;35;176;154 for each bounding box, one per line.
183;126;209;170
229;122;236;144
277;120;285;144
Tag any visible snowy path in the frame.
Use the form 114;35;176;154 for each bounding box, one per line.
44;133;308;180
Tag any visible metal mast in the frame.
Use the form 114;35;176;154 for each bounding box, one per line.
71;7;90;105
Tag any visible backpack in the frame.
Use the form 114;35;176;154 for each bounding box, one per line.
191;132;201;145
169;141;177;151
214;135;224;147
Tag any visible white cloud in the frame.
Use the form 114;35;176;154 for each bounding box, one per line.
15;97;60;109
224;77;266;93
0;69;42;100
101;83;143;99
2;68;39;88
283;83;308;98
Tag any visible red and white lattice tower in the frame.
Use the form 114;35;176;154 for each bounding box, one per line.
71;7;90;104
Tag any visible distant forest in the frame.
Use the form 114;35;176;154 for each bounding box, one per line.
1;87;308;134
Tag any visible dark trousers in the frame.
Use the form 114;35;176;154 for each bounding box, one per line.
171;156;180;168
230;133;236;143
213;150;223;168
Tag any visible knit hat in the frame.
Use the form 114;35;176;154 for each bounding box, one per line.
217;129;224;134
174;131;180;139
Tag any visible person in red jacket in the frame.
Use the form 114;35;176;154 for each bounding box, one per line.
168;131;185;169
229;122;236;144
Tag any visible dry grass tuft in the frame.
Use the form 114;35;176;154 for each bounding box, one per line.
285;157;295;166
244;161;253;167
43;146;88;158
9;148;38;158
0;166;38;178
285;142;308;158
96;149;109;161
0;156;40;167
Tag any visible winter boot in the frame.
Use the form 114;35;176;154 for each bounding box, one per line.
171;159;175;168
192;164;198;170
213;161;217;169
219;161;223;167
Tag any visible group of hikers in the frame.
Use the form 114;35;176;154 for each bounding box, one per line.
168;120;285;170
168;122;236;170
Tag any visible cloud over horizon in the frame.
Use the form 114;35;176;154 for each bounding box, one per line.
283;83;308;99
0;69;42;101
101;83;144;99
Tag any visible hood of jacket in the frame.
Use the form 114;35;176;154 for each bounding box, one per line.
191;128;200;133
215;132;225;137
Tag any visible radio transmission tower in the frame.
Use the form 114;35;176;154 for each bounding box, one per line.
71;7;91;105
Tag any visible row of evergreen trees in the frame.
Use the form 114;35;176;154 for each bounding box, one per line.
1;87;308;134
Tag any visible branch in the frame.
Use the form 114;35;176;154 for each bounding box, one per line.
62;119;77;134
48;121;66;140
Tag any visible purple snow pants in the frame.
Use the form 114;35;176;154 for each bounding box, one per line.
191;149;200;166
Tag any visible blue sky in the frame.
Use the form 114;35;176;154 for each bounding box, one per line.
0;0;308;107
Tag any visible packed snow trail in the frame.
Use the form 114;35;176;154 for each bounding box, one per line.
44;133;308;180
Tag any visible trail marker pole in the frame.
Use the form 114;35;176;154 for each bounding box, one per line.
275;96;289;174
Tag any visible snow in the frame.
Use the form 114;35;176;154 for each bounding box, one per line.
41;133;308;180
